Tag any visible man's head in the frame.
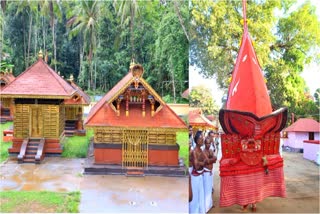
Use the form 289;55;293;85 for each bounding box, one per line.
194;131;204;146
208;131;214;141
204;137;211;150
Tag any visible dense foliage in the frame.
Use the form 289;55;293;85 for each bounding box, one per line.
190;85;219;115
190;0;320;121
0;0;188;102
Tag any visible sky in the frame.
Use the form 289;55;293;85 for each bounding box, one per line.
189;0;320;108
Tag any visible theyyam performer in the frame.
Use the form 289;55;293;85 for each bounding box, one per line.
218;0;288;212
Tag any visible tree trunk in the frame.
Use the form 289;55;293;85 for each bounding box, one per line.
173;1;189;42
27;14;33;66
94;58;97;91
53;20;57;71
49;1;57;71
42;16;46;52
23;17;27;68
130;0;136;58
0;13;3;68
34;20;37;58
170;60;176;103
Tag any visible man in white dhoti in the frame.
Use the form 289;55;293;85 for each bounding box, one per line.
189;131;206;214
203;136;217;212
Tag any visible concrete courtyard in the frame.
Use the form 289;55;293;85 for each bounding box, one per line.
0;157;188;213
210;151;320;213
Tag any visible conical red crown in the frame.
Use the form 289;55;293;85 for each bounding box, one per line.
226;26;272;117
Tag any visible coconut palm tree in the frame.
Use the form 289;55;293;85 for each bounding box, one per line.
113;0;139;59
38;0;62;72
67;0;102;90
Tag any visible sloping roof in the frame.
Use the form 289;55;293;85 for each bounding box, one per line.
181;88;189;99
0;71;15;90
189;108;217;129
167;103;189;116
64;81;91;105
1;58;76;99
85;69;186;129
284;118;320;132
225;19;272;117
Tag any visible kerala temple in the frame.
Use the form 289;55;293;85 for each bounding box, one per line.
0;69;15;122
84;61;187;176
1;51;89;163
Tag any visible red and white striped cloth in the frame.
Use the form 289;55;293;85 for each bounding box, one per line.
220;167;286;207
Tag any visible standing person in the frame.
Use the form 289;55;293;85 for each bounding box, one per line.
189;125;195;149
189;131;206;214
213;132;221;160
203;137;217;212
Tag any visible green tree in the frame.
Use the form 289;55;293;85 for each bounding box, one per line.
67;0;102;90
190;85;219;115
314;88;320;108
191;0;320;117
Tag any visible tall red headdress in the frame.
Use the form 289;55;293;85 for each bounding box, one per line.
218;0;287;207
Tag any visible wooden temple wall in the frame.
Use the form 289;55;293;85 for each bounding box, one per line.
14;104;30;138
65;106;81;120
92;127;179;166
10;104;64;154
59;105;65;136
14;104;64;139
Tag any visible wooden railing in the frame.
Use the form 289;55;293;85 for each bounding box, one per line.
35;138;45;164
17;138;29;163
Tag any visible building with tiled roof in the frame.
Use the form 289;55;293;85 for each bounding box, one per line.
85;62;187;175
64;74;91;136
0;70;15;122
189;108;217;131
283;118;320;151
1;51;82;163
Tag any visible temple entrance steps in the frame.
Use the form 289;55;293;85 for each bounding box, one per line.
65;120;77;137
18;138;45;164
0;117;7;123
125;167;145;177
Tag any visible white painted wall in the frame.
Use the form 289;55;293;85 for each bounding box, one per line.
283;132;320;149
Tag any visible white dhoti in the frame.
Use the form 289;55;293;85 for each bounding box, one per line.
189;172;205;214
203;168;213;212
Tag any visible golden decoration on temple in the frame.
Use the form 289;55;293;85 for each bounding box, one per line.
38;50;43;59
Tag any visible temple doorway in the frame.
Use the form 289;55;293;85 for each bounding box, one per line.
30;106;43;137
122;129;148;168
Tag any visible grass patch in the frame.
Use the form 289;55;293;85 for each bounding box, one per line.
0;122;13;163
61;129;94;158
177;131;189;167
0;191;80;213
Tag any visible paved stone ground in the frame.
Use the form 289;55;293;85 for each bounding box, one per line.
209;151;320;213
0;157;188;213
1;151;318;213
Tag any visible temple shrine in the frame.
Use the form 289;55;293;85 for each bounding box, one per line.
64;74;90;136
218;0;287;208
84;61;187;175
0;69;15;122
1;51;89;163
189;108;217;131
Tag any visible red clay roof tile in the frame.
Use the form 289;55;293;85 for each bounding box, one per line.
85;70;186;129
284;118;320;132
1;59;76;98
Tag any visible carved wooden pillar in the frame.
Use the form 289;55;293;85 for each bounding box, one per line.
142;96;145;117
150;100;155;117
126;94;129;117
116;98;121;116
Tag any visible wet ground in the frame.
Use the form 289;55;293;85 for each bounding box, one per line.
210;151;320;213
0;157;188;213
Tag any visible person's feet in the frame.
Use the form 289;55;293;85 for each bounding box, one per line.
241;204;248;212
251;204;257;212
